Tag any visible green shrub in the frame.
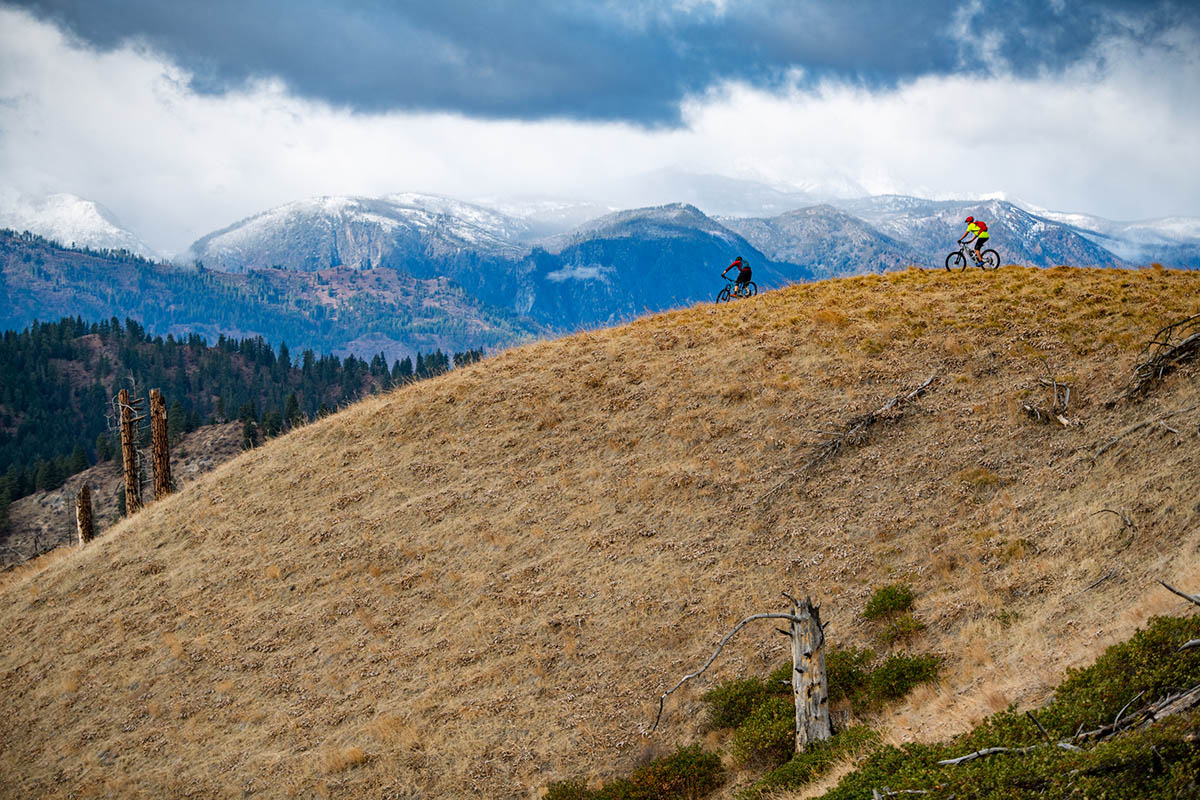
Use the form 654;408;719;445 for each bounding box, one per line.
863;583;915;620
627;744;723;799
702;677;773;729
544;779;593;800
730;696;795;767
816;616;1200;799
878;613;926;647
736;726;881;800
826;646;875;708
592;777;636;800
547;745;724;800
862;653;941;710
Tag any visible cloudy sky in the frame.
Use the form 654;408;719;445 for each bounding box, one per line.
1;0;1198;252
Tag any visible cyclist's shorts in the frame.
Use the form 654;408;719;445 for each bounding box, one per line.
736;268;752;284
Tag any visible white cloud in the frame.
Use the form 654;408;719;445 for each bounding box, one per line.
1;5;1197;254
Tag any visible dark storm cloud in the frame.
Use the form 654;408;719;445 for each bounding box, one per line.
9;0;1197;124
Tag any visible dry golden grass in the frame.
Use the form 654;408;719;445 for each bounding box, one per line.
1;266;1198;799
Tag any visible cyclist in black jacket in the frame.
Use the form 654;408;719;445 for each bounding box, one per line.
722;256;752;296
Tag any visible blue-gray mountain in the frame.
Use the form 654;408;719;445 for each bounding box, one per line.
5;190;1198;363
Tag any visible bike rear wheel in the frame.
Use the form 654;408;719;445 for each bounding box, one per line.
716;286;731;303
980;249;1000;270
743;282;757;297
945;251;967;272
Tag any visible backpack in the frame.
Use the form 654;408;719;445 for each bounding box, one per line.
976;220;988;232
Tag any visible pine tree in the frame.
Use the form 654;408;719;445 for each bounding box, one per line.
69;442;89;475
95;432;114;462
167;399;186;444
284;393;303;430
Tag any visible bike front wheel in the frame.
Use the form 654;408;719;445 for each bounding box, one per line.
945;251;967;272
980;249;1000;270
716;286;731;303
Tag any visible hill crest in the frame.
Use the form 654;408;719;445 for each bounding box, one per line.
2;266;1198;799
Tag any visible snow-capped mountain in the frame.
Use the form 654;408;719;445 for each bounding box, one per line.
1011;201;1200;266
186;194;535;273
0;191;157;258
468;195;613;237
720;205;919;279
608;168;863;219
830;196;1129;268
517;203;801;326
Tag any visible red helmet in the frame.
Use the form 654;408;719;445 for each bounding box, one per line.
965;216;974;223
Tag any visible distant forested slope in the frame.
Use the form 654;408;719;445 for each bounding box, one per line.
0;229;542;361
0;315;481;532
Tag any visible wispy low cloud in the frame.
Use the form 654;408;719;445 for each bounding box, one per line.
0;5;1197;252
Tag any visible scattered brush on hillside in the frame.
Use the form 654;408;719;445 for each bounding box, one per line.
758;373;937;507
1115;312;1200;402
817;608;1200;799
553;587;942;800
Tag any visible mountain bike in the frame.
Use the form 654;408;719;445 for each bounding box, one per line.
716;278;757;302
945;241;999;271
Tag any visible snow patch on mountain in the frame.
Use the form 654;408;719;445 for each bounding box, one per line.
0;190;157;258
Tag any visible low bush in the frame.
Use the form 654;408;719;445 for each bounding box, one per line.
826;646;875;708
702;677;774;730
878;612;925;646
729;696;795;767
862;653;941;710
816;615;1200;799
544;744;724;800
863;583;915;620
736;726;881;800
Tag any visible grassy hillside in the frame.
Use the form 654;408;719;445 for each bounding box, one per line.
1;266;1198;799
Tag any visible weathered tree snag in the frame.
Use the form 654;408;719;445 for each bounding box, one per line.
789;593;832;748
149;388;172;500
75;484;94;545
118;389;142;515
650;611;806;733
651;592;832;754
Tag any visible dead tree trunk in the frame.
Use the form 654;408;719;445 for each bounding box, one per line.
118;388;142;515
149;388;172;500
790;594;832;748
652;591;833;753
75;484;94;545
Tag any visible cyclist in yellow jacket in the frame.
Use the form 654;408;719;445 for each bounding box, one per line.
959;216;983;265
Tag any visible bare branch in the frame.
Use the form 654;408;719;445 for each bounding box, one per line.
1026;710;1052;744
1116;313;1200;400
937;745;1038;765
758;374;937;505
1093;403;1200;462
1158;580;1200;608
1080;569;1117;593
1178;640;1200;652
1114;691;1146;728
650;612;803;732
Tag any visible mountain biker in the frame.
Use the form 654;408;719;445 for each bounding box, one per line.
972;219;990;263
722;256;752;296
959;217;982;264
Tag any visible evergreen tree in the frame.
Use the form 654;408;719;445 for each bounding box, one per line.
284;393;303;430
261;409;282;439
241;418;258;450
95;432;114;462
167;399;186;444
69;442;89;475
